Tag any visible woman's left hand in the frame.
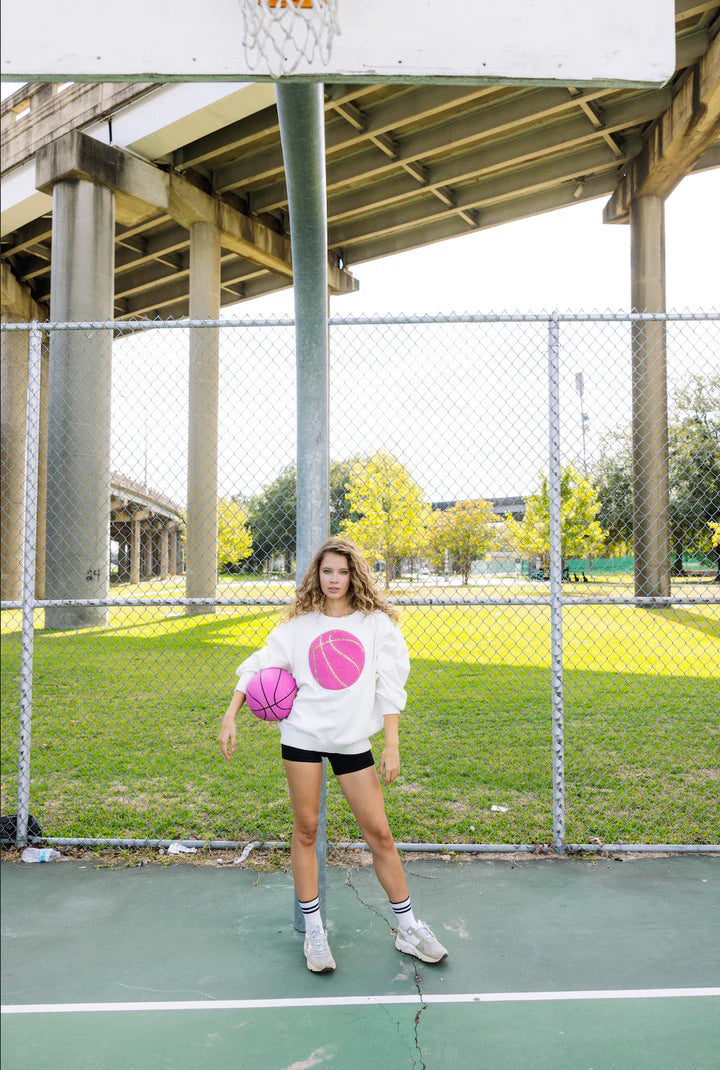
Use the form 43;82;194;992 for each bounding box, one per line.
379;745;400;785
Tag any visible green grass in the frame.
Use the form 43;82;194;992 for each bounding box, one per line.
1;602;718;846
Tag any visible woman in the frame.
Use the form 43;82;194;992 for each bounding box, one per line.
219;537;447;973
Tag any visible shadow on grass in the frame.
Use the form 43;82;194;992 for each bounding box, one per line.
28;606;283;643
649;605;720;640
2;628;717;845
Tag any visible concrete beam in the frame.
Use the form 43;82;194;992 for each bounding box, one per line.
33;130;356;293
36;130;169;226
168;172;356;294
692;140;720;170
216;84;620;193
1;262;48;321
254;89;671;213
169;172;293;277
604;30;720;222
329;144;625;248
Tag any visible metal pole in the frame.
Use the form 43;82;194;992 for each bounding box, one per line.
16;323;43;846
548;312;566;852
276;82;330;932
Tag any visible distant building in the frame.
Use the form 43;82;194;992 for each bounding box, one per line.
432;496;526;521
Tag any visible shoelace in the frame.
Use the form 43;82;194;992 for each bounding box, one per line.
308;930;330;952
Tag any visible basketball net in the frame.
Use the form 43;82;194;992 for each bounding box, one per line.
240;0;340;79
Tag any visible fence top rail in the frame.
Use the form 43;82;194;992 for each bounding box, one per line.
1;311;718;332
2;595;718;610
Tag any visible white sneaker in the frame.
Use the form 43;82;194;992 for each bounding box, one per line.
395;920;448;963
304;928;336;973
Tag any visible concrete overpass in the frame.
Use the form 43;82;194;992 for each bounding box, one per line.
110;473;183;585
1;5;718;319
0;2;718;623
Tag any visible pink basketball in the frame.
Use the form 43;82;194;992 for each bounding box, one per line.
245;667;297;721
309;630;365;690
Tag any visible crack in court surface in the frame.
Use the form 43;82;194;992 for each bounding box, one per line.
344;867;429;1068
411;966;429;1070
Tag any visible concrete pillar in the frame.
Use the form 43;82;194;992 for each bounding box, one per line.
139;525;147;579
117;526;131;582
0;321;29;602
160;523;169;580
45;178;114;629
151;522;161;577
130;516;141;584
168;524;178;576
185;221;221;616
629;194;671;600
0;267;49;603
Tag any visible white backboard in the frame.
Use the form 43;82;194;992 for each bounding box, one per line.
2;0;676;86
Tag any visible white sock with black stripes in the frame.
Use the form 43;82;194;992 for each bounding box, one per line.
298;895;324;935
390;896;417;932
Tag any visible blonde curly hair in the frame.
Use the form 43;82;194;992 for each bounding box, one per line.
287;538;399;622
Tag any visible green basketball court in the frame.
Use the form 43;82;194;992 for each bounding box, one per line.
2;854;718;1069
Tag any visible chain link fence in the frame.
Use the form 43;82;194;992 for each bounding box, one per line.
1;312;718;851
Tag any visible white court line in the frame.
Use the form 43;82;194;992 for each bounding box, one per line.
2;988;718;1015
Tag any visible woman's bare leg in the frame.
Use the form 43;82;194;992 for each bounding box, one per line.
283;759;323;902
336;764;409;903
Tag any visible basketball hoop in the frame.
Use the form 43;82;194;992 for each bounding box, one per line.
240;0;340;79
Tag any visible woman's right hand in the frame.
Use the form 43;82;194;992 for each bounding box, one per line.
219;714;236;760
219;691;245;760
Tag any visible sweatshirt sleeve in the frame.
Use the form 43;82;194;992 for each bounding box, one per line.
373;617;410;718
235;620;294;694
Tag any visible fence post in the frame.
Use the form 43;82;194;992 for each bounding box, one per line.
16;323;43;846
276;82;330;931
548;311;566;853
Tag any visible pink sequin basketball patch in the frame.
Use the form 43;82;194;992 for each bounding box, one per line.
308;630;365;690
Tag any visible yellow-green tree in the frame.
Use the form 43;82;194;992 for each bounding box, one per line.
505;465;605;567
340;452;431;587
427;500;498;583
217;497;253;572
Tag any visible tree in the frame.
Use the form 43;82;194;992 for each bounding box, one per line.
593;429;634;554
426;500;497;583
505;465;605;567
669;374;720;565
246;465;296;572
217;497;252;572
329;458;356;536
340;452;431;587
246;460;357;572
592;374;720;574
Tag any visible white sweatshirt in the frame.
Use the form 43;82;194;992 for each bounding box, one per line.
235;610;410;754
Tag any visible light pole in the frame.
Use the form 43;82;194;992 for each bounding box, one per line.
575;372;589;477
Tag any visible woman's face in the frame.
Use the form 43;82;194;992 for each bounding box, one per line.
318;551;351;605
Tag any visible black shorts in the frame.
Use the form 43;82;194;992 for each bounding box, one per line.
281;744;374;776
